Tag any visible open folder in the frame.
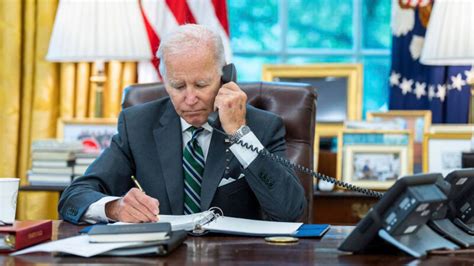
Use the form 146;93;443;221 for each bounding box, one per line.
116;209;330;238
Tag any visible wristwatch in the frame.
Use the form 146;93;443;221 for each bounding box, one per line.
230;125;251;143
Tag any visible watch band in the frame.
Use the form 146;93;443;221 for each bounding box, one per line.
230;125;251;143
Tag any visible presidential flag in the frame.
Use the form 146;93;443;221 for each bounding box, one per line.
389;0;473;123
138;0;232;83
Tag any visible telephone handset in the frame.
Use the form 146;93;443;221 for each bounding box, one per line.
206;63;383;198
207;63;237;127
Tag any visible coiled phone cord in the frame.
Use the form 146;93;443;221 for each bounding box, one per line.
214;127;384;198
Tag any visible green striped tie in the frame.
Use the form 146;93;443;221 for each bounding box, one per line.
183;127;205;214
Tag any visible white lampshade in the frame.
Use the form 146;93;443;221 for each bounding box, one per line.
46;0;152;62
420;0;474;65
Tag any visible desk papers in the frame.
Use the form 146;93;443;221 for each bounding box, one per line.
11;235;141;257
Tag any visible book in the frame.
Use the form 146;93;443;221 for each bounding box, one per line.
11;230;187;257
73;165;89;175
31;139;83;152
32;160;74;168
0;220;52;252
88;223;171;243
115;209;330;238
32;151;75;161
31;167;73;175
28;171;73;180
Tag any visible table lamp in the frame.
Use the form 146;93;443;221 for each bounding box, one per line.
46;0;152;117
420;0;474;122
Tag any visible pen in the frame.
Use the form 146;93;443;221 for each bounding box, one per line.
131;175;144;193
131;175;159;219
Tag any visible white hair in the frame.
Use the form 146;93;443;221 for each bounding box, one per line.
157;24;226;79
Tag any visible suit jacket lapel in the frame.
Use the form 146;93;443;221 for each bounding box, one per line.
201;129;229;211
153;102;184;215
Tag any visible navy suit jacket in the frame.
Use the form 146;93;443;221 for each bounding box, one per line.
58;98;306;224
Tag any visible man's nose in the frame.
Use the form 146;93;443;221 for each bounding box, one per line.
184;88;198;105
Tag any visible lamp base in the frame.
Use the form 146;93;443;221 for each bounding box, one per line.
90;70;107;118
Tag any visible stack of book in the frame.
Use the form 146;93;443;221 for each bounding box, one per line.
74;152;100;176
28;140;83;187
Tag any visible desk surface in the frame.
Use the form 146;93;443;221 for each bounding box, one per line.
0;221;470;265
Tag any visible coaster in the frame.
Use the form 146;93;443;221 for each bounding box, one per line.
264;236;299;245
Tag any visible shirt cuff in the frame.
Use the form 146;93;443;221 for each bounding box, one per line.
81;196;121;224
229;130;264;168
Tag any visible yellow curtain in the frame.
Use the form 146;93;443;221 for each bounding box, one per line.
0;1;138;220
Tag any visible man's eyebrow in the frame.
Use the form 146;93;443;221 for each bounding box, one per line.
196;79;211;85
169;80;184;86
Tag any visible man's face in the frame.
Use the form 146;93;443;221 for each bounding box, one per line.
163;49;221;127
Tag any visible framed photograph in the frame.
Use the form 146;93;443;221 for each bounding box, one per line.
343;145;409;190
262;63;363;137
429;124;474;134
423;132;472;175
366;110;432;173
57;118;117;152
337;129;413;190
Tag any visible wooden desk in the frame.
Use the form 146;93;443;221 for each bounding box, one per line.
0;221;468;265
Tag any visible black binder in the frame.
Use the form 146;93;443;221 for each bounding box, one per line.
101;230;187;256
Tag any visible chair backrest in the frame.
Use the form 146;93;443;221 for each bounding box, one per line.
122;81;317;222
462;152;474;168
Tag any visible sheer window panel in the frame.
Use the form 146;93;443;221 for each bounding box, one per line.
362;0;391;49
362;57;391;118
228;0;280;52
287;0;353;49
232;55;279;81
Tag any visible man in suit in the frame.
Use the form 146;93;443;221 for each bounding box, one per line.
59;24;306;224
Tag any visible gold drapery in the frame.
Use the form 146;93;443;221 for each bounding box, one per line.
0;1;138;220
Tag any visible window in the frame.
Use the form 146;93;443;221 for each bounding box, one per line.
228;0;391;117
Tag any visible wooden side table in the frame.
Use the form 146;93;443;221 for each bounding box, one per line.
313;191;379;225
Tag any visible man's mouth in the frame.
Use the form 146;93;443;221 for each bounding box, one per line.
184;110;204;115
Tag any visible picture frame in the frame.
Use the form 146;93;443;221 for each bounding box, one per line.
57;118;118;152
366;110;432;173
262;63;363;138
423;132;472;175
343;145;409;190
337;129;413;190
428;124;474;134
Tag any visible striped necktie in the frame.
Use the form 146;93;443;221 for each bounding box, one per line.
183;127;205;214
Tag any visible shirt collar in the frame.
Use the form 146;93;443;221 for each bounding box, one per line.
180;117;213;133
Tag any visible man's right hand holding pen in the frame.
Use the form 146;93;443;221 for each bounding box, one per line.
104;176;160;223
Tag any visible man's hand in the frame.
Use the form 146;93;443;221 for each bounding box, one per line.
105;188;159;223
214;81;247;134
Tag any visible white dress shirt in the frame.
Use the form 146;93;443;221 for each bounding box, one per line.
81;118;263;223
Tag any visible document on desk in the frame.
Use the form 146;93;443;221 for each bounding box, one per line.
10;235;141;257
115;210;303;236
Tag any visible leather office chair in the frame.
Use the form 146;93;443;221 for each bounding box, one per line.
462;152;474;168
122;81;317;223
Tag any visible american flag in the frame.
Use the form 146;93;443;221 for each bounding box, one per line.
138;0;232;83
389;0;473;123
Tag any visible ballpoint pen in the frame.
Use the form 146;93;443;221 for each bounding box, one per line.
130;175;159;219
130;175;144;193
